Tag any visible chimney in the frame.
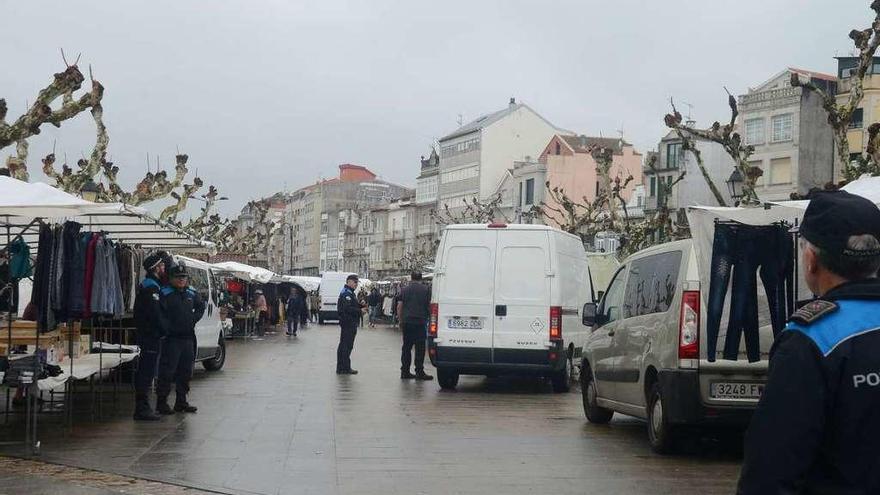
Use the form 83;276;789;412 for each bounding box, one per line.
509;97;516;109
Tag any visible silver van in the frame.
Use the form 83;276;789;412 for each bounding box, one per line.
580;239;772;453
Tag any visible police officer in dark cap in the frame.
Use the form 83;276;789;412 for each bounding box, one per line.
131;251;169;421
156;262;206;414
337;274;365;375
738;190;880;494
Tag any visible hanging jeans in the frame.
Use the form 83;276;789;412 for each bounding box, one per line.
706;224;793;363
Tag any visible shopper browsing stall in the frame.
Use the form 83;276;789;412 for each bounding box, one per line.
156;264;205;414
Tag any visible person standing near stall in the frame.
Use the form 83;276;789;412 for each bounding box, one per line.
397;272;433;380
254;289;268;334
286;289;306;336
367;286;380;328
156;264;206;414
336;274;364;375
131;252;167;421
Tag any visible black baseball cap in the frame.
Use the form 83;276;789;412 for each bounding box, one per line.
143;252;164;271
346;274;359;282
168;263;189;278
800;190;880;257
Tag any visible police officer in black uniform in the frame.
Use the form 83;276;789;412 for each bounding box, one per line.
738;190;880;494
131;252;168;421
336;274;364;375
156;263;206;414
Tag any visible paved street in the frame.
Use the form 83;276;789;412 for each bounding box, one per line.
2;323;741;494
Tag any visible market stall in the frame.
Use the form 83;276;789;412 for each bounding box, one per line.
212;261;277;338
0;176;214;453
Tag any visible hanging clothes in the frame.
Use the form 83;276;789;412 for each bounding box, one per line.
31;224;56;332
83;233;99;318
7;238;32;279
69;232;90;316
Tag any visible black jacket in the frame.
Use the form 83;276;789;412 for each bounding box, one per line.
368;289;380;307
132;275;166;344
159;286;206;340
738;279;880;494
399;281;431;325
337;286;362;328
286;294;306;315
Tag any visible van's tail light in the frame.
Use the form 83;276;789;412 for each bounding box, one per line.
679;291;700;359
549;306;562;341
429;303;438;337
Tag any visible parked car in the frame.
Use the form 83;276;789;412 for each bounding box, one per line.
175;256;226;371
428;223;594;392
318;271;356;323
580;239;771;453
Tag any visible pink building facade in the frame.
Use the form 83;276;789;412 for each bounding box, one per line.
538;135;643;227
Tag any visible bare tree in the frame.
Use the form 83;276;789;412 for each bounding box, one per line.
664;93;759;206
1;63;104;180
431;193;508;226
791;1;880;181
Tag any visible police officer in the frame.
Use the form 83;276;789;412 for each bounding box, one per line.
738;190;880;494
131;251;168;421
336;274;364;375
156;263;206;414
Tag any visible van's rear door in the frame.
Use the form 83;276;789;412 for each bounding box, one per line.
492;230;551;363
436;229;496;362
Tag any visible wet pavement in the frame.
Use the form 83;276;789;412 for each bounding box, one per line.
0;323;742;494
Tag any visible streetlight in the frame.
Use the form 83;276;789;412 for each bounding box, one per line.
80;179;100;202
726;169;744;206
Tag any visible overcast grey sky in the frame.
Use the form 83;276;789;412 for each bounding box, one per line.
0;0;869;217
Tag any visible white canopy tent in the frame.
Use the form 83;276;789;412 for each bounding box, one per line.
0;176;216;253
211;261;276;284
274;275;321;291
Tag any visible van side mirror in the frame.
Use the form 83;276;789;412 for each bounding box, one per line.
582;302;598;327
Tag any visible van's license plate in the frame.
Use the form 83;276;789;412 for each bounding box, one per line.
447;318;483;330
710;382;763;400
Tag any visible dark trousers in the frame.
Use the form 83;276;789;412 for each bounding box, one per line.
401;322;426;373
287;314;300;334
707;224;793;363
134;339;161;396
157;337;195;402
337;324;357;372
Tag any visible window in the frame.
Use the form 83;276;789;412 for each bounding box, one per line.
850;108;864;129
622;252;682;319
600;268;626;324
771;114;793;142
440;137;481;158
525;178;535;205
440;165;479;184
649;177;656;197
518;182;523;207
770;157;792;185
744;118;765;145
666;143;682;168
555;142;561;155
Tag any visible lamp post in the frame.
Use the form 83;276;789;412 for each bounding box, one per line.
80;179;100;202
726;169;745;206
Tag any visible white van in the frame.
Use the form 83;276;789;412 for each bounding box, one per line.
318;271;356;324
428;224;593;392
175;256;226;371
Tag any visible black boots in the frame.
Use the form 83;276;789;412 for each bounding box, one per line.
401;371;417;379
156;397;174;415
415;371;434;381
133;394;161;421
174;396;198;413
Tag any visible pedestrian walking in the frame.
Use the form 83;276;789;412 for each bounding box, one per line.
254;289;268;334
131;251;168;421
737;190;880;494
357;289;367;327
285;289;306;336
397;272;433;380
310;291;320;322
367;286;380;327
156;264;206;415
336;274;364;375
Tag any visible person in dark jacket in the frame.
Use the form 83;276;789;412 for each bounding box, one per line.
286;289;306;336
367;287;380;327
336;274;364;375
397;272;433;380
131;252;167;421
738;190;880;494
156;263;206;415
